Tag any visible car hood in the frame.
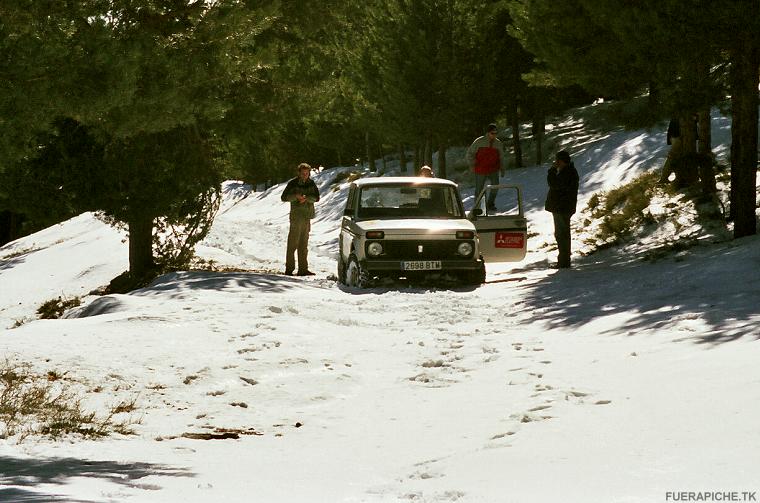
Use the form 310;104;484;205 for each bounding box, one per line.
355;218;475;235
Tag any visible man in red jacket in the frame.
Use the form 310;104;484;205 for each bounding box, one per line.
466;123;505;212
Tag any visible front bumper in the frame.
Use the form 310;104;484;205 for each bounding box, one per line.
362;259;483;274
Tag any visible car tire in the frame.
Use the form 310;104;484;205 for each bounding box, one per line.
337;254;347;284
460;261;486;286
346;254;372;288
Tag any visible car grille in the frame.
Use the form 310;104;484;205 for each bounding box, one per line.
369;240;472;260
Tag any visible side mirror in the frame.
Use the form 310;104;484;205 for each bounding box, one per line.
471;208;483;217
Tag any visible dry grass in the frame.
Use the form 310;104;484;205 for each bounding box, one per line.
581;171;660;251
580;169;729;258
0;360;140;442
36;296;82;319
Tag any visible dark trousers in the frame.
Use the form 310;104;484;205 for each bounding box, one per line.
474;172;500;208
552;212;572;267
285;215;311;273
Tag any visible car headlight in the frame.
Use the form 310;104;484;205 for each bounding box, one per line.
367;242;383;257
457;241;474;257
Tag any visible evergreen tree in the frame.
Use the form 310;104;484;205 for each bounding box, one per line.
1;1;280;279
509;0;758;236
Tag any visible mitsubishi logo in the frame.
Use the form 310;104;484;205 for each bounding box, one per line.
418;244;423;254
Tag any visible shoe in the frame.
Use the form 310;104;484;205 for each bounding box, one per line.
486;205;497;213
296;270;315;276
284;270;294;276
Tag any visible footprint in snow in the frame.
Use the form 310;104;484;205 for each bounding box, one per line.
183;375;200;385
564;389;589;399
512;412;553;423
408;372;456;388
408;470;444;480
529;404;552;412
420;359;446;368
490;431;516;440
279;357;309;365
437;490;466;501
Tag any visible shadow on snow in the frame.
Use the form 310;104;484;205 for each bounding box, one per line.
515;239;760;345
0;454;193;502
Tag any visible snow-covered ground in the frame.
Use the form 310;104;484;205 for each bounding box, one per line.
1;107;759;502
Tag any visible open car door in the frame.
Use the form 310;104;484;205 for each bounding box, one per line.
468;184;527;263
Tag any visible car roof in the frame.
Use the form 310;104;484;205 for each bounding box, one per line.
351;176;458;188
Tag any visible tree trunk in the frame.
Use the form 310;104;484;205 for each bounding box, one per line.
424;134;432;167
414;145;421;173
399;144;408;175
673;114;699;188
697;109;712;155
128;214;155;277
510;105;522;169
648;80;660;110
697;108;716;195
532;114;545;166
381;148;387;174
437;142;447;179
365;131;375;172
729;42;760;238
0;211;24;245
729;94;740;221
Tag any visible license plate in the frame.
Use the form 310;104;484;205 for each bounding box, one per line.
402;260;442;271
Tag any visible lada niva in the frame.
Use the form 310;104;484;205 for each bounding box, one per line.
337;177;526;288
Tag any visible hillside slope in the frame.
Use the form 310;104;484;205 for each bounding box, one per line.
1;105;758;503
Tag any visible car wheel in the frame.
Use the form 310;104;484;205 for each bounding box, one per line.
337;254;347;284
346;254;373;288
460;261;486;285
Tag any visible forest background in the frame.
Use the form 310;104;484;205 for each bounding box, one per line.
1;0;758;283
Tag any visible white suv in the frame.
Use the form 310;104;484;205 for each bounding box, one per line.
337;177;527;287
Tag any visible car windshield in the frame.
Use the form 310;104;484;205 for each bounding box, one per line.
357;184;463;219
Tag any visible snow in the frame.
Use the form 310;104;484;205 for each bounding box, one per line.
1;108;759;503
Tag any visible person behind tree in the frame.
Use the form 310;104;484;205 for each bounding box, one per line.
659;118;682;183
466;123;505;211
281;163;320;276
545;150;579;269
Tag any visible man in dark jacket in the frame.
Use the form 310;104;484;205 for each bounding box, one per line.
281;163;320;275
545;150;580;269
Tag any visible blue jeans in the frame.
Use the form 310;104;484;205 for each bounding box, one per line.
474;172;500;207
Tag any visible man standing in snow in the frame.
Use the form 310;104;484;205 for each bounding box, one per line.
466;123;505;211
545;150;579;269
281;163;320;276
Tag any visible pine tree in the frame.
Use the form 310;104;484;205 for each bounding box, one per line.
1;1;281;280
509;0;758;236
